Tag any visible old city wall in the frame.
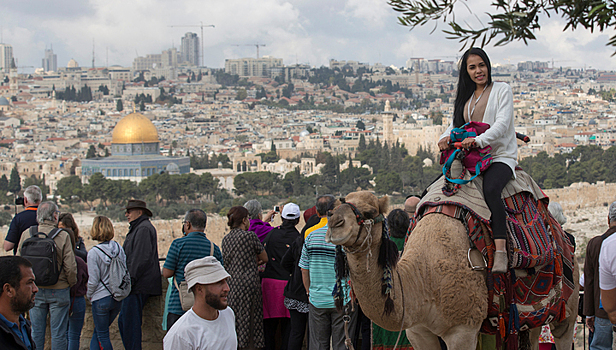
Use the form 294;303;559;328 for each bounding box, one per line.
543;181;616;211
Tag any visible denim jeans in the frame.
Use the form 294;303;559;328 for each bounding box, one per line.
590;316;613;350
118;294;150;350
308;303;358;350
30;287;71;350
90;295;122;350
68;296;86;350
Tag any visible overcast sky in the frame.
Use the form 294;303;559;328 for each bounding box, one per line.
3;0;616;72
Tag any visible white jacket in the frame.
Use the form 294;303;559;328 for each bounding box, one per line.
440;81;518;175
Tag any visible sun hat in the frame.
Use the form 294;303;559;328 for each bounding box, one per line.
184;256;230;291
125;199;153;217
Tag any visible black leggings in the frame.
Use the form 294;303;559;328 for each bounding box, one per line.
482;162;512;241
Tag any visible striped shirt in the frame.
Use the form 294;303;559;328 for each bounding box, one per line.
163;231;223;315
299;220;348;309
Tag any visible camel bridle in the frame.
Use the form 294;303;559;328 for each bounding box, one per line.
335;200;384;250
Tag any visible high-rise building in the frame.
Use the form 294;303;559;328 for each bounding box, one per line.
161;48;179;68
42;47;58;72
180;32;199;66
225;56;283;78
0;44;14;75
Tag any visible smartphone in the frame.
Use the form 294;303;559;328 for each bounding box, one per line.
274;206;280;212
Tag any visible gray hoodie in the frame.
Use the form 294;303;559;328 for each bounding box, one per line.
86;240;126;302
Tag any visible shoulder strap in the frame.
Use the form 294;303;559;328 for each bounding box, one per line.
210;241;214;256
94;245;113;259
29;226;39;237
173;276;181;291
48;228;64;240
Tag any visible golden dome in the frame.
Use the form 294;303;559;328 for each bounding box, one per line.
111;112;159;144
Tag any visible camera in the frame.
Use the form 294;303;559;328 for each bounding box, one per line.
274;206;280;212
15;197;24;206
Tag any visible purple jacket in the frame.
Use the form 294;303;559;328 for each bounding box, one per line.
250;219;274;243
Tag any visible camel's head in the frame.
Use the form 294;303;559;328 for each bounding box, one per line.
325;191;389;247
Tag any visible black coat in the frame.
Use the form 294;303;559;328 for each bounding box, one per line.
0;315;36;350
123;215;162;295
262;221;300;281
281;234;308;303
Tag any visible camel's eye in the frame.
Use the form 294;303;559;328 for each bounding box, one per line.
363;209;377;220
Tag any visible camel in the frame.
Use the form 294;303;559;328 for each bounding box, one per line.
325;191;579;350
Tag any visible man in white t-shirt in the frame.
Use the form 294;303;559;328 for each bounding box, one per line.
598;201;616;327
163;256;237;350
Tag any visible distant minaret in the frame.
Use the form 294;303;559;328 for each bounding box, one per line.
92;39;95;69
382;100;394;145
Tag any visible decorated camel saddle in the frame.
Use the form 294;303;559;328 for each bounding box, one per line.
413;168;576;338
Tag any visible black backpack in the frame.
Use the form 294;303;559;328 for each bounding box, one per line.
21;226;64;287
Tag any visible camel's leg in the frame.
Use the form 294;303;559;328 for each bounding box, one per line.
405;327;442;350
440;324;481;350
528;327;541;350
550;315;577;350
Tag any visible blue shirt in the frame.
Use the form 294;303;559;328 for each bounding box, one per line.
163;231;223;315
0;313;32;350
5;207;38;255
299;220;350;309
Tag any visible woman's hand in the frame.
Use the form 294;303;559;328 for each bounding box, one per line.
263;210;276;223
438;136;451;151
461;137;476;149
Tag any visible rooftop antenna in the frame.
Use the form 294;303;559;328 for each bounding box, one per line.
92;38;95;69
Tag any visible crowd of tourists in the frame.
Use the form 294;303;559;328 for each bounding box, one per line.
0;183;426;350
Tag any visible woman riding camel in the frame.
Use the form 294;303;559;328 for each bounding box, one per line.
437;47;517;274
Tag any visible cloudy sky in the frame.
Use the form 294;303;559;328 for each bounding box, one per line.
3;0;616;72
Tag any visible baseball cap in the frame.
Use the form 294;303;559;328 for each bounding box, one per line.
184;256;230;291
281;203;300;220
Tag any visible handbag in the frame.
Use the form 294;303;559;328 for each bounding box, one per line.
440;121;493;185
174;241;214;311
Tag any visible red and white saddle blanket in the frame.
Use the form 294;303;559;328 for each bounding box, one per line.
410;169;576;347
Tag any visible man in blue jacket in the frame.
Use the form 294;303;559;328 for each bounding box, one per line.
0;256;38;350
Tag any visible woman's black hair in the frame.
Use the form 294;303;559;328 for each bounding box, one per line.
387;209;410;239
453;47;493;128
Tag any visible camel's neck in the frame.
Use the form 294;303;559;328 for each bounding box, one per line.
345;227;410;331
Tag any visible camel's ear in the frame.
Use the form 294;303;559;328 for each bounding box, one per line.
378;195;389;214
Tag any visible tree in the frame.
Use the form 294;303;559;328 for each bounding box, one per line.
56;176;83;203
388;0;616;53
23;176;49;198
140;100;145;111
8;166;20;194
236;88;247;100
117;99;124;112
86;145;97;159
358;134;367;151
356;120;366;130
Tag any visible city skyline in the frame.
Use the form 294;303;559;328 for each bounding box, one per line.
2;0;616;72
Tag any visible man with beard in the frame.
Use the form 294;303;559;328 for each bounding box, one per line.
163;256;237;350
0;256;38;350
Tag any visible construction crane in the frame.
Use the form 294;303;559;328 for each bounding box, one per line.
169;22;215;66
232;43;266;59
551;59;574;69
